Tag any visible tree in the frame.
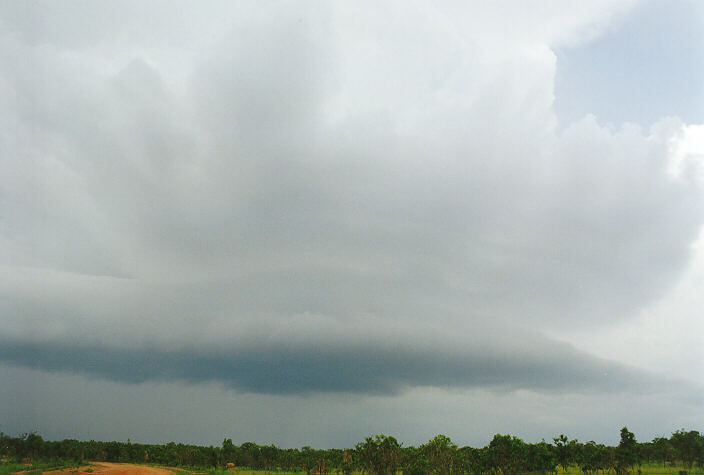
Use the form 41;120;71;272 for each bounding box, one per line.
650;437;673;467
526;440;557;473
578;441;608;475
670;430;703;469
341;449;354;475
402;446;429;475
239;442;260;468
0;429;11;461
259;444;277;470
421;434;457;474
222;438;236;465
455;446;483;475
487;434;526;474
21;433;45;460
355;434;400;475
616;426;637;473
553;434;576;472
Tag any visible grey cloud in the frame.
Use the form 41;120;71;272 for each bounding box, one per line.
3;362;701;449
0;0;702;402
0;334;682;396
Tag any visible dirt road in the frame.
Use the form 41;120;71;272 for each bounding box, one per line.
40;462;176;475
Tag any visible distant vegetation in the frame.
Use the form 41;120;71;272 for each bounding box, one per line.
1;427;703;474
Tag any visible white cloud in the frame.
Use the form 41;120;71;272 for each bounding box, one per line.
551;225;704;384
669;124;704;183
0;0;702;444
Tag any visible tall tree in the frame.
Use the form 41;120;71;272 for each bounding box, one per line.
553;434;576;471
651;437;673;467
670;430;703;469
487;434;526;474
616;426;637;472
421;434;457;474
526;440;557;473
356;434;400;475
222;438;236;464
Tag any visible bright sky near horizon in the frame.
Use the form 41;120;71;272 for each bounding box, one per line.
1;0;703;448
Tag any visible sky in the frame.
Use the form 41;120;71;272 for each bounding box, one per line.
1;0;703;449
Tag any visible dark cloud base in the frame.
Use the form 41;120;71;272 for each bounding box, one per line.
0;337;671;396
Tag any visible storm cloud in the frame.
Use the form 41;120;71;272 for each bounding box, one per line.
1;328;687;396
1;0;703;445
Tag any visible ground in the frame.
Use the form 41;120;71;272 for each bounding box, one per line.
20;462;176;475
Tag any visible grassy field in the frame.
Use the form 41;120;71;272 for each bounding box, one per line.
132;468;704;475
164;469;704;475
194;469;704;475
560;464;704;474
200;468;704;475
0;461;81;475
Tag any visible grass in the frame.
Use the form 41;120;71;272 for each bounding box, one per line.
204;472;306;475
0;461;83;475
560;463;704;474
176;470;307;475
0;464;27;475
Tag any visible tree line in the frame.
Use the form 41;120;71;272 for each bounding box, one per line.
1;427;703;473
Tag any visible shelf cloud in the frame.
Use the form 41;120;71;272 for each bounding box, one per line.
1;0;702;445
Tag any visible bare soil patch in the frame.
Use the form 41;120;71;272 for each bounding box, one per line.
30;462;175;475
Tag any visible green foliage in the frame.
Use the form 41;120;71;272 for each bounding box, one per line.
617;426;638;472
2;426;704;474
420;434;457;474
402;446;429;475
525;440;557;473
553;434;577;472
455;446;484;475
355;434;400;475
0;460;80;475
577;440;609;474
670;430;704;469
341;449;354;475
222;438;236;464
488;433;527;474
651;437;675;466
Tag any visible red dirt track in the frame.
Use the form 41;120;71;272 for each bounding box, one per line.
38;462;176;475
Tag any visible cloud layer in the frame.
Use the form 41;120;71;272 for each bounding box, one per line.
2;326;686;396
0;1;702;403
